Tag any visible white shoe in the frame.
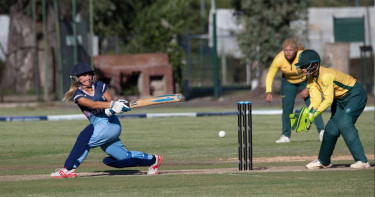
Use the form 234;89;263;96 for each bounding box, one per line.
319;130;325;142
275;135;290;143
50;168;77;178
306;159;332;169
147;155;163;175
350;161;370;169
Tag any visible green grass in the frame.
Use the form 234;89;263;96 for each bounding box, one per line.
0;105;374;196
0;171;373;197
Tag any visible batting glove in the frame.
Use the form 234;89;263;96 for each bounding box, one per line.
110;100;131;114
118;99;128;104
105;108;116;116
117;99;131;112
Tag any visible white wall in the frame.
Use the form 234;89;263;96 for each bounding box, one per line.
307;6;374;58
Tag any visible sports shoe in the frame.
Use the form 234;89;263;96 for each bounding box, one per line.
306;159;332;169
50;168;77;178
319;130;325;142
350;161;371;169
275;135;290;143
147;155;163;175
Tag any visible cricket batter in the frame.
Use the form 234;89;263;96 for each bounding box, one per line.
50;62;163;178
295;49;370;169
265;39;325;143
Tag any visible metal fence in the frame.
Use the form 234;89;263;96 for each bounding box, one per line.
181;34;250;99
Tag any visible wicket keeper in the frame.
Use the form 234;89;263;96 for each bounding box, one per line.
295;49;370;169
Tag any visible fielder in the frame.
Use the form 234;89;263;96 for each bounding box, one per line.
265;39;325;143
50;62;162;178
294;49;370;169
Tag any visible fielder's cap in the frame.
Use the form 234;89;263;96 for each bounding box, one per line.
295;49;321;68
71;62;94;76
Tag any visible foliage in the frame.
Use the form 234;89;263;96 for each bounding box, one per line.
236;0;308;69
121;0;197;91
0;0;13;14
91;0;154;46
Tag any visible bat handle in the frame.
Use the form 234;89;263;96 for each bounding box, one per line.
118;99;129;107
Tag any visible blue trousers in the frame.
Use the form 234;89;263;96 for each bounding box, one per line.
73;115;154;168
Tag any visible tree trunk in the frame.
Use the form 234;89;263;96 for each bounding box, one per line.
1;0;35;93
1;0;57;100
45;2;57;100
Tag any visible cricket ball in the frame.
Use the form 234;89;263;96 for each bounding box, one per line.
218;130;226;138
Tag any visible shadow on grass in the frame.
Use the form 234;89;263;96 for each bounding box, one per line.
331;163;375;168
80;170;144;177
331;164;350;168
291;140;320;143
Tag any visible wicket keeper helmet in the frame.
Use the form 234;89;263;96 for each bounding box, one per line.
70;62;95;83
295;49;321;77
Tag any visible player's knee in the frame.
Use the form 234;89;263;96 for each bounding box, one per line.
115;151;131;160
324;120;340;137
336;115;354;132
102;156;114;165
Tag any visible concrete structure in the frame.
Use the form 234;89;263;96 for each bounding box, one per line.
307;6;374;58
208;7;374;93
94;53;174;97
323;43;351;73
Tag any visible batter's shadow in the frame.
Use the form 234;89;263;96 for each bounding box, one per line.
81;170;144;177
102;169;144;175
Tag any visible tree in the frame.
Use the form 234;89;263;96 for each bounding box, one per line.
121;0;199;92
1;0;36;94
0;0;59;101
235;0;308;91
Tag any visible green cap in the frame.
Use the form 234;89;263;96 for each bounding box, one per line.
295;49;321;68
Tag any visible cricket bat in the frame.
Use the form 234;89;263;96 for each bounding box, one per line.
127;94;182;108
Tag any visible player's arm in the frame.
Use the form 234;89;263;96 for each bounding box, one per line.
306;74;334;125
315;74;335;113
103;89;114;102
77;97;111;109
307;83;322;111
76;91;129;116
291;81;323;132
299;88;309;98
265;58;281;94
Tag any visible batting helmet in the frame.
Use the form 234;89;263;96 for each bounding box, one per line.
70;62;95;84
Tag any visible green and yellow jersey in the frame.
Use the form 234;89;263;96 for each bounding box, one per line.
265;50;306;93
307;66;357;112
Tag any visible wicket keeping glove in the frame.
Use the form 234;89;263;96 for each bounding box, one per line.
290;107;311;133
308;109;321;122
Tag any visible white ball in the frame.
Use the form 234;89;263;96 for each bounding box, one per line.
218;130;226;138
